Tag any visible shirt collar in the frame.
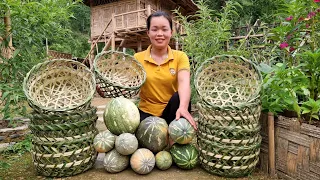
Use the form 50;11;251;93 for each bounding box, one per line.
144;45;174;64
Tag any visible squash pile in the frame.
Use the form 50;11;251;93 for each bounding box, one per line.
93;97;199;175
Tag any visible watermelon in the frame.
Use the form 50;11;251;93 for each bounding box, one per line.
93;130;116;153
155;151;172;170
135;116;168;153
115;133;138;155
170;144;199;170
168;118;195;144
103;149;129;173
104;97;140;135
130;148;155;174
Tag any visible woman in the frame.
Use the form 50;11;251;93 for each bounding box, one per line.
134;11;197;130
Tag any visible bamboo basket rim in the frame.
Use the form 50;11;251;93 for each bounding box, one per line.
23;59;95;112
194;55;262;110
93;50;146;90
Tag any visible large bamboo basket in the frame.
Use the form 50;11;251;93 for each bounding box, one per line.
197;101;261;177
194;55;262;109
32;131;97;177
194;55;262;177
23;59;96;113
29;107;98;177
94;51;146;98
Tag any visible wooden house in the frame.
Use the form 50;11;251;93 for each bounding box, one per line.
83;0;198;61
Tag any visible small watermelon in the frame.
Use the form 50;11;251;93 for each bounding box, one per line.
115;133;138;155
103;97;140;135
168;118;195;144
130;148;155;174
103;149;129;173
136;116;168;153
93;130;116;153
155;151;172;170
170;144;199;170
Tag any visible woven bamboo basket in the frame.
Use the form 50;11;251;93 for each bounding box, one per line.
32;130;97;177
196;101;261;177
29;107;98;177
28;107;97;125
23;59;96;113
194;55;262;109
94;51;146;98
194;55;262;177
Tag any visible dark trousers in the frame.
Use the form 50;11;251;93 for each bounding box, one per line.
139;92;191;124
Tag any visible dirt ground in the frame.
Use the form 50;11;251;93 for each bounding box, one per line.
0;97;275;180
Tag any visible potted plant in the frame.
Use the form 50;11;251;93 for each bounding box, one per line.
260;0;320;179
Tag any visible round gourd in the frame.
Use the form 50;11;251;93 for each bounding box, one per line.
170;144;199;170
103;97;140;135
115;133;138;155
155;151;172;170
103;149;129;173
93;130;116;153
168;118;195;144
130;148;155;174
136;116;168;153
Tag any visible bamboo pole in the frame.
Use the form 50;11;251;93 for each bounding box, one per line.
111;13;116;51
268;112;276;177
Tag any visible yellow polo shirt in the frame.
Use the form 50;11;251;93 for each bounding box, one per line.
134;45;190;116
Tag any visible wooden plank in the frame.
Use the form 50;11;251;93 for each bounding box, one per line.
310;138;320;162
309;162;320;175
301;123;320;139
287;152;297;176
288;142;299;155
276;138;288;171
297;167;320;180
297;146;310;170
278;128;311;147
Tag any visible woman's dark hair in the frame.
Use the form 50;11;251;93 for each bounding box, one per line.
146;11;172;30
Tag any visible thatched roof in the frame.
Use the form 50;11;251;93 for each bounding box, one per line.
83;0;198;14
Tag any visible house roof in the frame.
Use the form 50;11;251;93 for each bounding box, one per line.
83;0;198;14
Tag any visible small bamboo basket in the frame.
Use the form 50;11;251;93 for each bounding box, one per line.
23;59;96;113
94;51;146;98
194;55;262;177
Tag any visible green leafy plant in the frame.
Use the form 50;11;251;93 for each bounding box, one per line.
261;0;320;124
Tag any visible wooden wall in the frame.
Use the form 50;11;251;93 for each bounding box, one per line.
90;0;161;38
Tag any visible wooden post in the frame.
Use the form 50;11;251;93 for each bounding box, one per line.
111;13;116;51
147;5;151;16
268;112;276;177
137;0;140;26
137;37;142;52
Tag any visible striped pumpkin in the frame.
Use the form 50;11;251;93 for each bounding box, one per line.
115;133;138;155
170;144;199;170
168;118;195;144
93;130;116;153
155;151;172;170
103;97;140;135
130;148;155;174
103;149;129;173
136;116;168;153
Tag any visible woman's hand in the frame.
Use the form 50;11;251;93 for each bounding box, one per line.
175;108;197;130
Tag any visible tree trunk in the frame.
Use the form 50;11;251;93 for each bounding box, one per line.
2;10;13;59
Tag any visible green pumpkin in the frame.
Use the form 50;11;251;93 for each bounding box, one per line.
168;118;195;144
103;97;140;135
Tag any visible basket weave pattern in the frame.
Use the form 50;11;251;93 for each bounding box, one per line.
94;51;146;98
29;107;98;177
195;55;261;108
24;59;98;177
23;59;95;113
194;55;262;177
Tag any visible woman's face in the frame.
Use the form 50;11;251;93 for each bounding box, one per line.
147;16;172;50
